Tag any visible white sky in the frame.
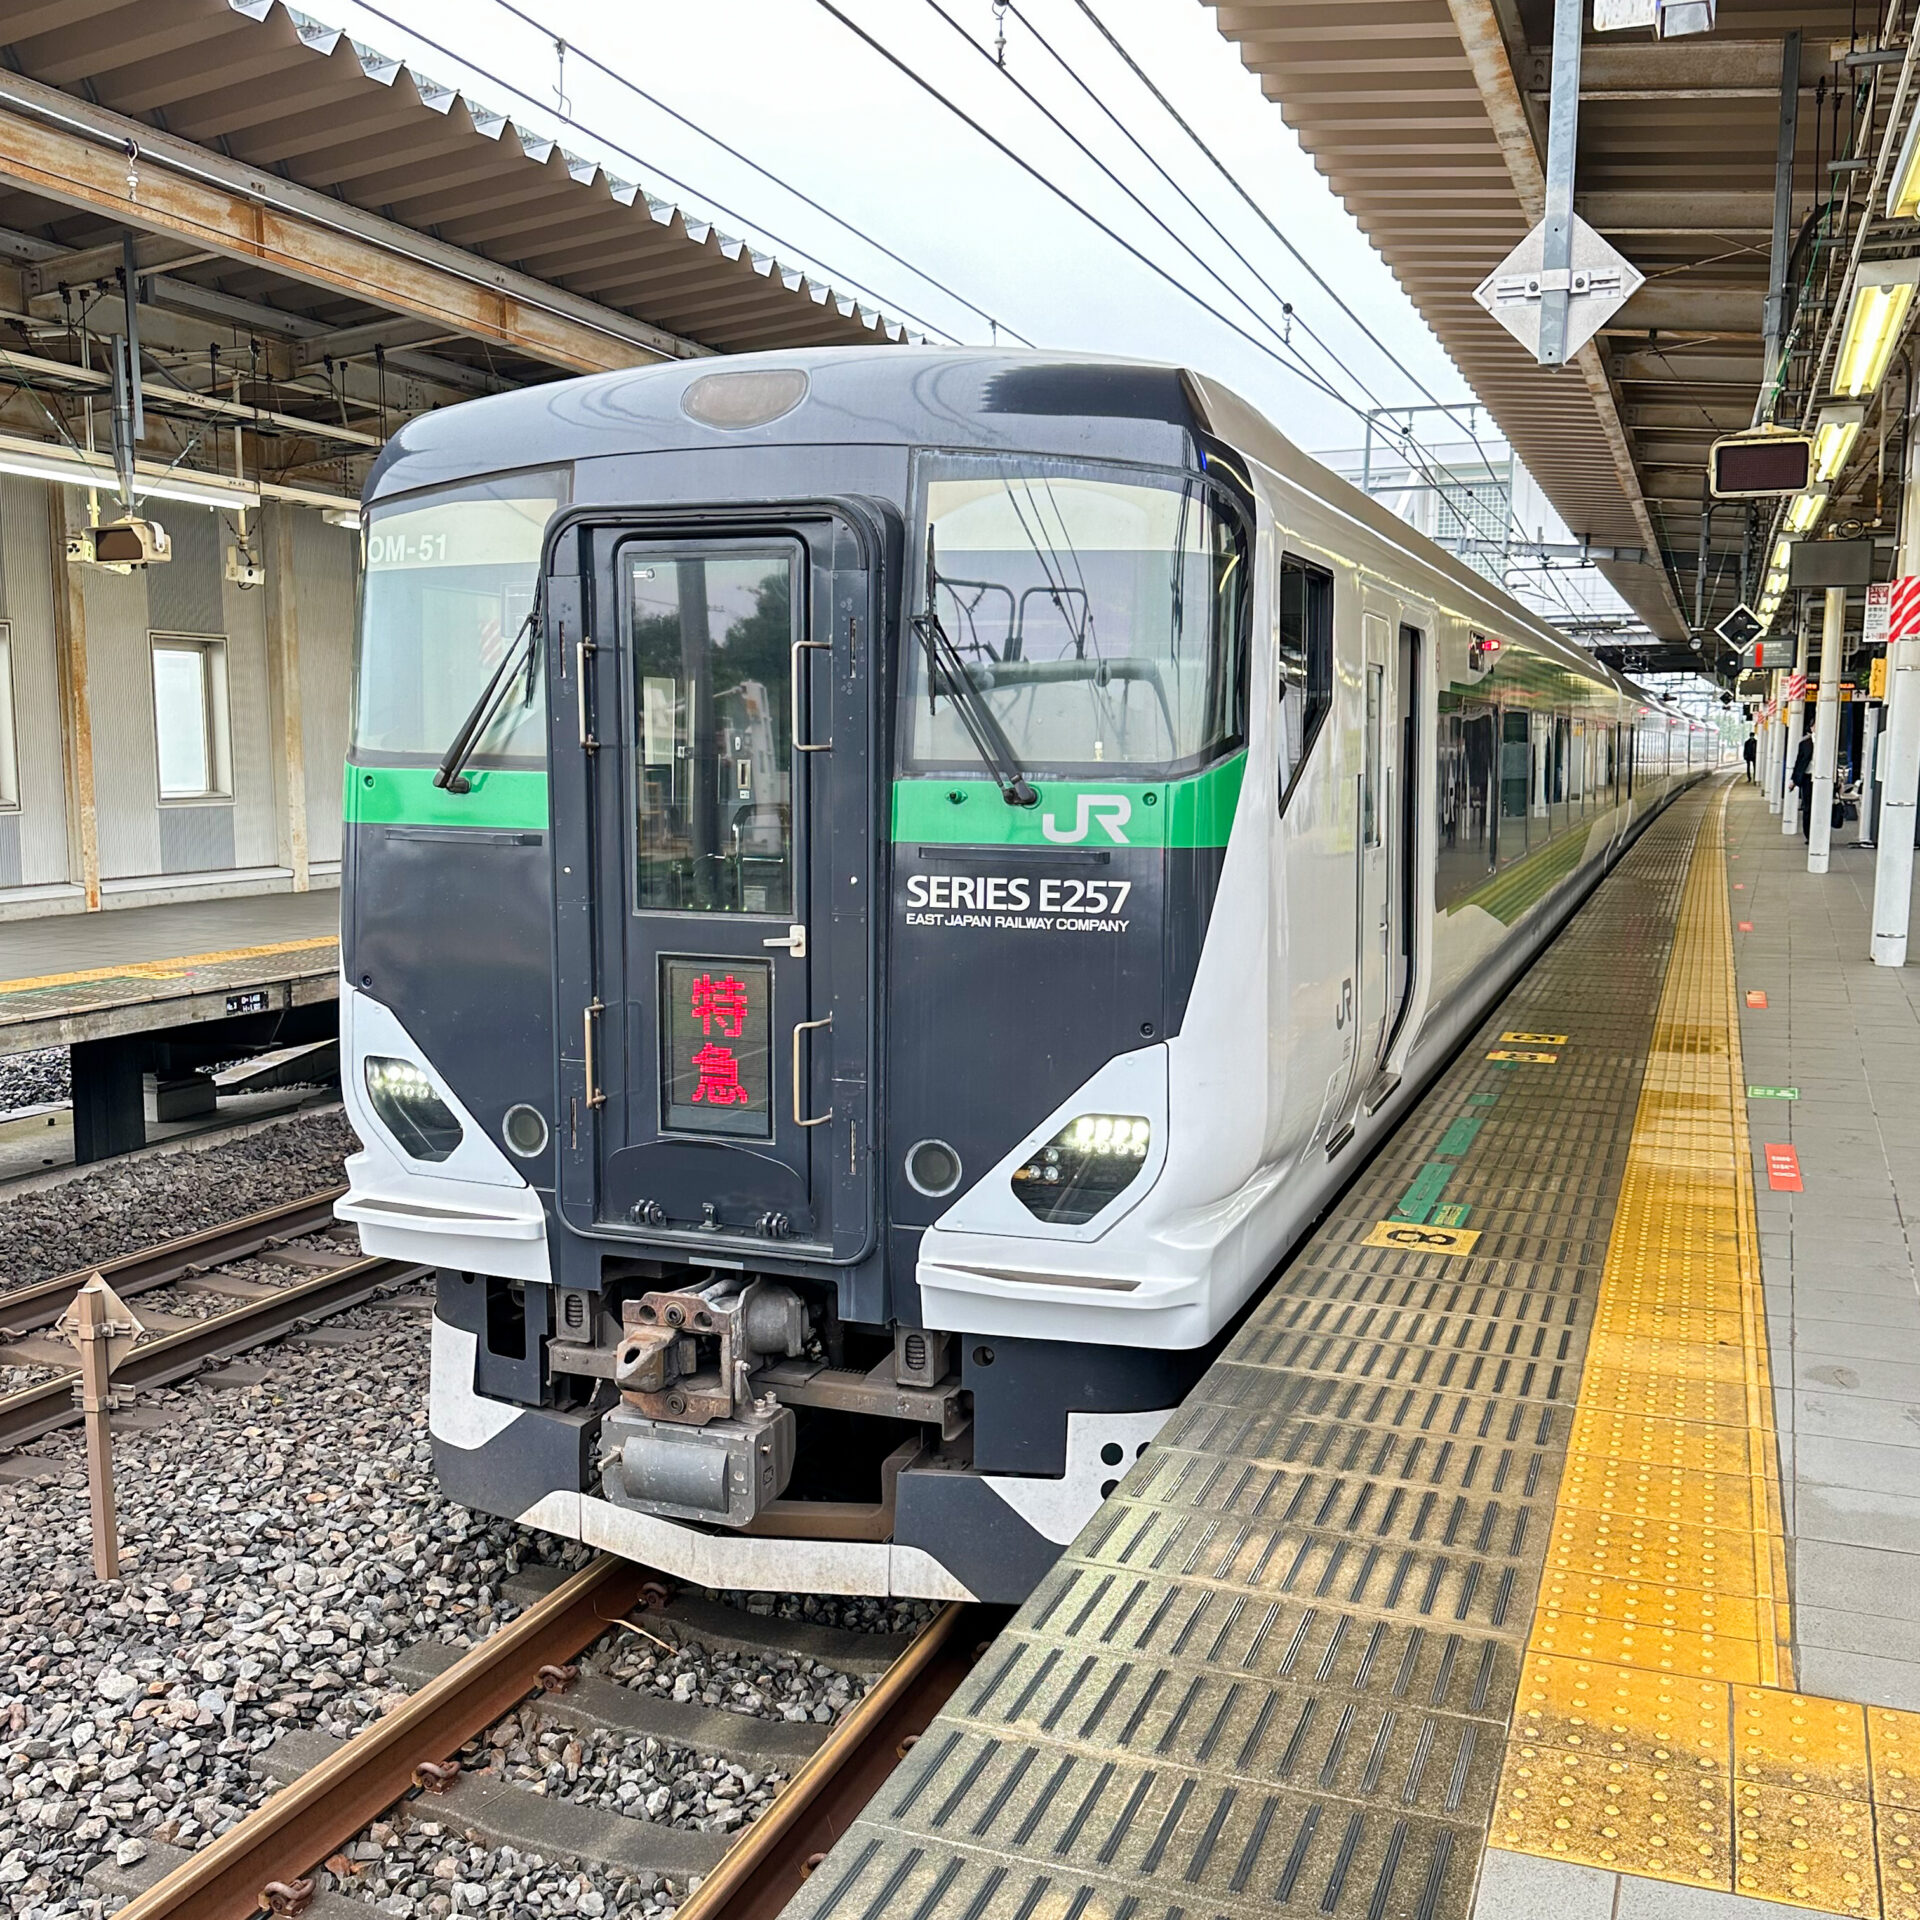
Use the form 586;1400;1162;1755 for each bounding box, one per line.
308;0;1639;631
311;0;1467;450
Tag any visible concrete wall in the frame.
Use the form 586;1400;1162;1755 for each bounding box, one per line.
0;483;359;922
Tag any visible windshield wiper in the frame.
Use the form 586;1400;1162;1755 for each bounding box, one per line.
915;531;1037;807
432;599;540;794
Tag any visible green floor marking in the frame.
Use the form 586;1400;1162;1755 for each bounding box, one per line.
1391;1161;1455;1224
1436;1114;1486;1157
1431;1203;1472;1229
1747;1085;1799;1100
1466;1092;1500;1106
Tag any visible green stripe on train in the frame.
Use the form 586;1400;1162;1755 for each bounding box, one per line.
892;752;1245;848
345;763;549;831
345;750;1246;847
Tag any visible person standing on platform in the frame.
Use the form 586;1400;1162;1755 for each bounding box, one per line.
1744;731;1758;782
1793;732;1815;842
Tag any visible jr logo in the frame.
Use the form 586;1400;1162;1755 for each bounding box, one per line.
1041;793;1133;845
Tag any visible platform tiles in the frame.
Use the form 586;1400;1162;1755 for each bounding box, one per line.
786;797;1715;1920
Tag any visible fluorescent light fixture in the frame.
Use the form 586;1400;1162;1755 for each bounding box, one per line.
322;507;363;531
1833;260;1920;398
0;438;259;511
1892;110;1920;220
1812;404;1866;484
1771;539;1792;573
1784;488;1829;535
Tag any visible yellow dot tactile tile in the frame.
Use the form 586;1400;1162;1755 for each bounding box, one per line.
1490;789;1920;1914
1514;1653;1729;1775
1880;1803;1920;1920
1873;1708;1920;1807
1566;1407;1756;1478
1555;1451;1757;1534
1735;1784;1879;1916
1495;1741;1732;1885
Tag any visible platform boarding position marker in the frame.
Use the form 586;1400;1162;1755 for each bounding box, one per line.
54;1275;143;1580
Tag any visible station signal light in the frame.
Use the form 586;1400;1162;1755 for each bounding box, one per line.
1833;259;1920;398
64;519;171;572
1710;429;1812;498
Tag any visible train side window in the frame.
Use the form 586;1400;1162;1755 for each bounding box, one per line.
1276;556;1332;810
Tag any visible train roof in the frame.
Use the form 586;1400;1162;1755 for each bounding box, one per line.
367;345;1680;717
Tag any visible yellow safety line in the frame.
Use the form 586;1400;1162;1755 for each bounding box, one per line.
0;935;336;998
1493;785;1920;1919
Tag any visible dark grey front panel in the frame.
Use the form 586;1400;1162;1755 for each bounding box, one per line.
343;822;554;1186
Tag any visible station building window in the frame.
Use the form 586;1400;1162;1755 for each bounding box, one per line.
0;624;18;811
150;633;232;802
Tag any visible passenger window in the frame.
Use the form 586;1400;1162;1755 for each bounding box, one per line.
1277;557;1333;810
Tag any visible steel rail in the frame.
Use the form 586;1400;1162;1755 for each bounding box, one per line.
674;1601;989;1920
0;1251;417;1451
0;1188;349;1335
113;1557;656;1920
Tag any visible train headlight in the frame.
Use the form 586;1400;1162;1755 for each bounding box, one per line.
363;1055;464;1162
1011;1113;1151;1224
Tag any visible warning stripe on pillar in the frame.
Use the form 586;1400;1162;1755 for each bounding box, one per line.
1892;573;1920;639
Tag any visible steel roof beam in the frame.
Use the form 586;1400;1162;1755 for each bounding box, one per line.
20;235;214;297
0;66;700;376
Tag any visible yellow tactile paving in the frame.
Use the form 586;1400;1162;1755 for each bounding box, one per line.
0;935;334;997
1494;786;1919;1913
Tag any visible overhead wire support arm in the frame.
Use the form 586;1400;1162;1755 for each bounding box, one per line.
1537;0;1583;367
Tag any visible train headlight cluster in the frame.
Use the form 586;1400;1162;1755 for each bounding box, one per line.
1012;1113;1151;1225
363;1055;464;1162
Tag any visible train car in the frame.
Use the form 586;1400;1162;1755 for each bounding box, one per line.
337;350;1706;1602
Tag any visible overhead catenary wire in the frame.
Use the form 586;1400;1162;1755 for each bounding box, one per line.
1063;0;1510;487
341;0;977;348
479;0;1033;346
938;1;1588;623
915;0;1379;414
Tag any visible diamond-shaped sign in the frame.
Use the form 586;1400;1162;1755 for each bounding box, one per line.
1716;604;1762;650
1473;215;1645;361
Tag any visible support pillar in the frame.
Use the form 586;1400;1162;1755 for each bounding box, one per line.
1783;604;1811;836
1858;700;1881;845
70;1037;144;1163
1766;671;1786;812
1873;641;1920;963
1809;588;1846;872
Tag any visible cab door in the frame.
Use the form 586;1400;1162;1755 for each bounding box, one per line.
547;503;886;1266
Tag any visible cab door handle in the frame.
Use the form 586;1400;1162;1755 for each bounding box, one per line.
792;1015;832;1128
791;640;831;752
763;924;808;959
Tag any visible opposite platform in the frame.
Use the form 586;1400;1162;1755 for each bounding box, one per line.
0;889;339;1054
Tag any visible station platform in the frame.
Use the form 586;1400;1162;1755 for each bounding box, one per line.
0;889;339;1056
790;779;1920;1920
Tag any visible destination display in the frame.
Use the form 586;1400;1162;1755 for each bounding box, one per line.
660;956;773;1139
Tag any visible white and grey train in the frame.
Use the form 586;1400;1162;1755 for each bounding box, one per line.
337;349;1708;1602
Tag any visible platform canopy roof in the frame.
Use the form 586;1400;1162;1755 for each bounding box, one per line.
1209;0;1894;676
0;0;908;508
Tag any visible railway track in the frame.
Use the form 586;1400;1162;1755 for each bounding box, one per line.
0;1188;419;1451
102;1559;991;1920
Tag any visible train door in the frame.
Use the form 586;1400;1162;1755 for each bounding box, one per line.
1378;623;1421;1073
546;504;883;1266
1354;610;1393;1094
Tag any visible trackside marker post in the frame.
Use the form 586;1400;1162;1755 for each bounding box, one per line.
55;1275;142;1580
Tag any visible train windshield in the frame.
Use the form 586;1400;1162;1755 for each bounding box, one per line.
907;458;1247;779
353;466;569;766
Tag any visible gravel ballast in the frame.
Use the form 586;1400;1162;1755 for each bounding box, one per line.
0;1110;356;1293
0;1051;68;1122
